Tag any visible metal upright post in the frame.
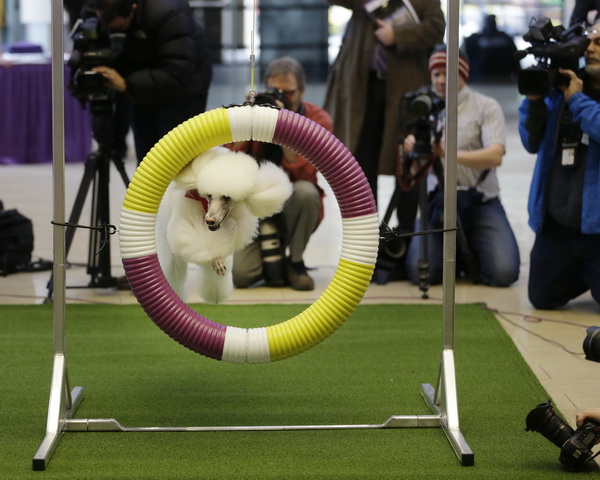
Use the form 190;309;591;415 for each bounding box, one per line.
421;0;474;466
32;0;84;471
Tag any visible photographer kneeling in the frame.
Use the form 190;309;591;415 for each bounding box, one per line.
404;45;520;287
518;22;600;309
227;57;332;291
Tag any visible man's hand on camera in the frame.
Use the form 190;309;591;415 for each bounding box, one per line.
92;66;127;93
432;140;445;159
403;134;416;153
576;408;600;428
559;68;583;100
375;19;394;47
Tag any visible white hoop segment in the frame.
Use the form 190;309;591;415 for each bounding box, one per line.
119;105;378;363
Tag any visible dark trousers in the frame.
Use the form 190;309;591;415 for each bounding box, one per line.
354;72;386;202
130;93;208;164
406;195;520;287
354;72;418;233
528;219;600;309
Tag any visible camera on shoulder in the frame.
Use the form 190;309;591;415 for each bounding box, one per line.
515;17;590;96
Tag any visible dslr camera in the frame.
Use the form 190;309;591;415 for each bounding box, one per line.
526;399;600;470
67;16;125;108
253;87;290;110
526;327;600;470
403;86;445;162
515;17;590;96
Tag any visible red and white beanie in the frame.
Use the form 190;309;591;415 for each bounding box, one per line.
428;49;470;82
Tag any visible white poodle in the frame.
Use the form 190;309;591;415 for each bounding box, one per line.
156;146;292;303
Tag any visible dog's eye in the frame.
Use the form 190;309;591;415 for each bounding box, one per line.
223;196;231;202
206;194;212;199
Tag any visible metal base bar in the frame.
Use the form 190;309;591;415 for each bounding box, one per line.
32;385;84;471
421;350;475;466
423;383;474;466
33;385;472;470
63;414;442;433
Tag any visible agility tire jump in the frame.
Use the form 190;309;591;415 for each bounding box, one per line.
119;105;378;364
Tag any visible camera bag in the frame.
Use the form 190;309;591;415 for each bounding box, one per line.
0;200;34;276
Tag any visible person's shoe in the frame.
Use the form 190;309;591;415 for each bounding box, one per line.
286;259;314;291
115;275;131;291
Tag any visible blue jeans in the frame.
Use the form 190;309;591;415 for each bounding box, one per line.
406;193;520;287
528;219;600;309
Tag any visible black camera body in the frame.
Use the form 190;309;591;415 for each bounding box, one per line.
583;326;600;362
68;17;125;107
403;86;445;159
526;399;600;470
516;17;590;96
253;87;290;110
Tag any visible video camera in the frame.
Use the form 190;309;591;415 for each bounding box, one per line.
67;16;125;110
515;17;590;96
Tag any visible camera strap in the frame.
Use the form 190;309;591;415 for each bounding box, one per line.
558;104;583;168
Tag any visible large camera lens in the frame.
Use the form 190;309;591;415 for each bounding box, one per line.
408;94;435;118
526;400;574;448
583;326;600;362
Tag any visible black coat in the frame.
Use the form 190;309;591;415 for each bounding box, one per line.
115;0;212;108
324;0;445;175
570;0;600;25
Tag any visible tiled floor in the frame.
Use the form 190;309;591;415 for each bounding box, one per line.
1;81;599;434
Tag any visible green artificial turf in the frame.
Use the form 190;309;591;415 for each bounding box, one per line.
0;303;591;479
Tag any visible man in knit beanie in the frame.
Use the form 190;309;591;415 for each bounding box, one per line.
403;44;520;287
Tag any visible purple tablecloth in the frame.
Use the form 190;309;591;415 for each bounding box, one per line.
0;62;93;164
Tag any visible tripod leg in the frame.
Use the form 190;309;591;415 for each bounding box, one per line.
45;152;100;302
417;182;430;299
85;149;119;288
455;213;480;283
111;153;130;188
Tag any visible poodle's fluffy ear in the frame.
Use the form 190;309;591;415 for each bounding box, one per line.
172;161;200;192
245;161;293;218
174;147;260;201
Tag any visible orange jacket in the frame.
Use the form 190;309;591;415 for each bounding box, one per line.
225;101;333;223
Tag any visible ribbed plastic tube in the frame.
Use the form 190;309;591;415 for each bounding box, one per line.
119;105;378;363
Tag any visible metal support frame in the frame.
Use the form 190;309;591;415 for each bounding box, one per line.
34;0;472;471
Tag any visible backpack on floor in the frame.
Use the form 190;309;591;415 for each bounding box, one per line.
0;201;34;276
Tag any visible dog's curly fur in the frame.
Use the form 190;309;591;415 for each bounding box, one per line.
157;146;293;303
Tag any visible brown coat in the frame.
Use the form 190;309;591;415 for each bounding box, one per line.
324;0;445;175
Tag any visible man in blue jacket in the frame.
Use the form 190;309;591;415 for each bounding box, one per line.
89;0;212;163
518;22;600;309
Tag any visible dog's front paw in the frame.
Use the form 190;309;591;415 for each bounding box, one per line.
211;257;227;276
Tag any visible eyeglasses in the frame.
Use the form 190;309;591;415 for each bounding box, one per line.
270;88;298;97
